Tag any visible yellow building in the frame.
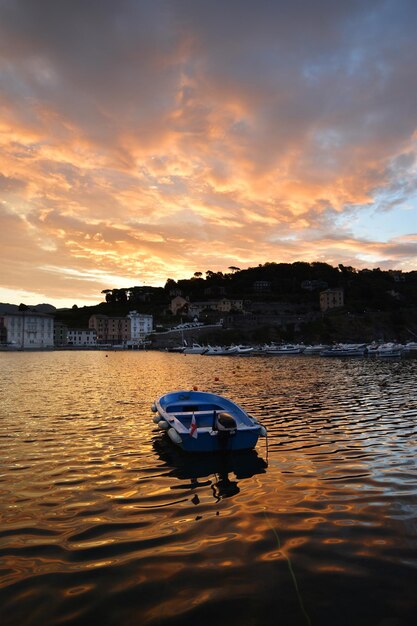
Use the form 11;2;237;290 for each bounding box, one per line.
320;288;344;312
217;298;244;312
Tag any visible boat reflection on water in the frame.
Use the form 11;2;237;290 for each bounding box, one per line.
153;437;268;501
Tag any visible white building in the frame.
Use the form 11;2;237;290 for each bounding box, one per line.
127;310;153;343
67;328;97;346
1;312;54;348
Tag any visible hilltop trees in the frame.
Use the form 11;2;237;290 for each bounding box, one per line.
98;263;416;324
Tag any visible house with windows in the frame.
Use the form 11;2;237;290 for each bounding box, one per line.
185;298;244;319
89;314;130;345
54;321;68;346
253;280;272;292
0;312;54;348
67;328;97;347
217;298;244;312
170;296;189;315
320;288;344;312
127;310;153;343
89;311;153;345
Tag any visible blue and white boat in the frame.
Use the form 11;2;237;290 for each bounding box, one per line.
152;390;267;453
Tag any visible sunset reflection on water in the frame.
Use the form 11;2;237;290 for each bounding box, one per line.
1;351;416;626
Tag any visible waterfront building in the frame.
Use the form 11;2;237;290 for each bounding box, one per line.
67;328;97;347
0;312;54;348
127;310;153;343
320;288;344;312
89;314;130;345
54;321;68;346
0;319;7;343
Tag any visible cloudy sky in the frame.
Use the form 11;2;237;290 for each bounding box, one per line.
0;0;416;307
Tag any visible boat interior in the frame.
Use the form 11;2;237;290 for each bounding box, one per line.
166;403;222;413
165;404;224;429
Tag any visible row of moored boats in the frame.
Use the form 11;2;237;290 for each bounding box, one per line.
168;341;417;357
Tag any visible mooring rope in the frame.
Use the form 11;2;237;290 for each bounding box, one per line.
263;509;312;626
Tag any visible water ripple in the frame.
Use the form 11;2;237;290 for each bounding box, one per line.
1;352;417;625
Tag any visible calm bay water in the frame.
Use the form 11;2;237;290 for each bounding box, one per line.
1;351;416;626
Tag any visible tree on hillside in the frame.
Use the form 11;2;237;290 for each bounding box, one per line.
128;286;143;303
100;288;128;303
101;289;114;303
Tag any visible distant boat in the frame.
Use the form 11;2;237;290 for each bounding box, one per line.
366;342;380;356
234;344;254;355
376;343;404;357
320;343;367;357
263;343;305;355
204;345;241;356
403;342;417;354
204;344;254;356
151;390;267;453
183;343;207;354
303;344;330;355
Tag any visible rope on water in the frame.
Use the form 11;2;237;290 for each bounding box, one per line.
263;509;312;626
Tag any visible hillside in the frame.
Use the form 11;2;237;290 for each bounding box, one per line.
4;262;417;344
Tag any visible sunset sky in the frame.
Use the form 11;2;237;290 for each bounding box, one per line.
1;0;416;308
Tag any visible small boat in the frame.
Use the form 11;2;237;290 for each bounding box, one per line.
320;343;367;357
183;343;207;354
152;390;267;453
204;345;239;356
376;343;404;357
263;343;305;355
303;344;330;355
234;344;254;355
366;342;380;356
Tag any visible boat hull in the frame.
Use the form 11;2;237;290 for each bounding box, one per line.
172;427;261;453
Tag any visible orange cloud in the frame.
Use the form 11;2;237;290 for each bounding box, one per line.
0;1;416;306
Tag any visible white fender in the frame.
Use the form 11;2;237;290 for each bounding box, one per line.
158;420;169;430
168;428;182;445
259;425;267;437
152;415;161;424
151;403;157;413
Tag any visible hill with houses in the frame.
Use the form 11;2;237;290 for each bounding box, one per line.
2;262;417;345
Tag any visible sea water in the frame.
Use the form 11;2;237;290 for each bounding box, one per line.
1;351;416;626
